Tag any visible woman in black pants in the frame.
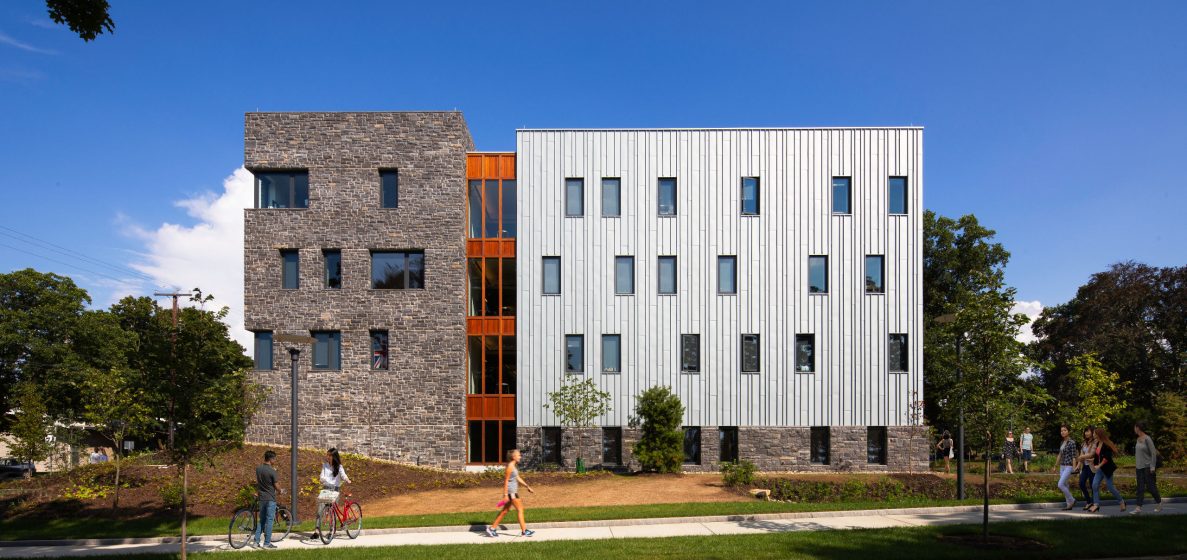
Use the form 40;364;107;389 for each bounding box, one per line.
1076;426;1097;510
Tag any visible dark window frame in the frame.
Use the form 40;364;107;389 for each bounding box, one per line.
565;177;585;217
565;334;585;373
741;177;760;216
253;170;310;209
602;334;622;373
602;427;623;465
889;333;909;373
810;426;831;465
379;169;399;209
719;426;739;463
311;330;341;371
371;330;389;370
888;176;908;215
681;334;700;374
658;255;677;295
658;177;678;216
832;176;852;215
542;427;563;465
741;334;761;373
601;177;621;218
370;250;426;290
808;255;828;294
323;249;342;290
683;426;702;465
542;256;561;295
867;426;888;465
614;256;635;295
795;333;815;373
718;255;737;295
253;331;273;371
281;249;299;290
865;254;885;294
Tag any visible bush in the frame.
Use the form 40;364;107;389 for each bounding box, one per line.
630;386;684;473
1155;391;1187;463
721;460;757;487
158;480;189;510
234;483;257;509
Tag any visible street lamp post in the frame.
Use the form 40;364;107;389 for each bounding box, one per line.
935;313;966;500
274;334;315;524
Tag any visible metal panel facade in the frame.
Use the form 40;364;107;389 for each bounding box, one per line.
515;128;923;429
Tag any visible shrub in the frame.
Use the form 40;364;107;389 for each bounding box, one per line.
234;483;257;509
1154;391;1187;463
159;480;189;510
720;460;757;487
630;386;684;473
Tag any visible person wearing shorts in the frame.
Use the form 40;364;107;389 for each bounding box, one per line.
487;449;535;538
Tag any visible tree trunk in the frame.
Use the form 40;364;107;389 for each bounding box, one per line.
983;437;990;541
112;451;121;511
180;462;188;560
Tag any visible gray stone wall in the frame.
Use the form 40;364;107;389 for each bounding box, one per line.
243;112;474;469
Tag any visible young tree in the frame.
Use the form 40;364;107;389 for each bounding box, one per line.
543;376;612;469
1054;353;1129;430
1154;391;1187;464
82;366;150;511
3;382;53;476
630;386;684;473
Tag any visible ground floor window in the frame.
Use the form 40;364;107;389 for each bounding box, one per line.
541;427;563;465
683;426;702;464
467;420;516;464
719;427;739;463
867;426;888;464
602;427;622;465
810;426;830;465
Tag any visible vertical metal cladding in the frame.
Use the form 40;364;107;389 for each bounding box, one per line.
515;128;923;431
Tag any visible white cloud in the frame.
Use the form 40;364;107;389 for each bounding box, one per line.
1012;300;1044;346
0;31;56;54
124;167;252;352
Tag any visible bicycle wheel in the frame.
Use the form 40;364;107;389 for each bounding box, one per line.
316;503;337;544
271;506;293;542
228;508;255;549
343;502;363;539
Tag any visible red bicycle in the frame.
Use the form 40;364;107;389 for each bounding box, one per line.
315;491;362;544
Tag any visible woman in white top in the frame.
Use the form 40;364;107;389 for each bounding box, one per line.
320;447;351;490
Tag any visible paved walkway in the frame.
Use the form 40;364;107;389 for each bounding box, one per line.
0;501;1180;558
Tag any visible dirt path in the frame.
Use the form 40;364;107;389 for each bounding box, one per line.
367;473;747;516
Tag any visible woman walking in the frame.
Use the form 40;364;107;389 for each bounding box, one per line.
1055;424;1078;509
1077;427;1097;510
1132;421;1162;514
936;430;954;474
1002;430;1018;474
486;449;535;538
1088;428;1125;513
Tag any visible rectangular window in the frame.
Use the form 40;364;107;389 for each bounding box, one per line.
741;177;760;215
254;171;309;209
658;178;677;216
501;180;517;237
323;250;342;289
602;334;621;373
468;180;483;237
741;334;760;373
602;427;623;465
565;334;584;373
502;336;516;394
542;427;563;465
468;336;482;393
683;426;702;464
281;250;299;289
311;331;341;370
483;257;500;316
501;258;516;316
832;177;851;214
681;334;700;373
371;330;389;370
615;256;635;295
484;335;498;396
888;176;908;215
565;178;584;217
380;170;398;209
889;334;909;372
808;255;828;293
253;331;273;370
811;427;831;465
719;427;739;463
795;334;815;373
718;256;737;294
542;256;561;295
468;420;516;464
865;255;884;294
658;256;677;294
371;250;425;289
867;426;888;464
602;178;621;217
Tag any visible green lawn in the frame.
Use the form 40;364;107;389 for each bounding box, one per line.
34;515;1187;560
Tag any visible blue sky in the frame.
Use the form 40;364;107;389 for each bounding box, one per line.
1;1;1185;344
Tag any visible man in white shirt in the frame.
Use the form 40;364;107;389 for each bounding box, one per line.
88;448;103;464
1020;428;1034;473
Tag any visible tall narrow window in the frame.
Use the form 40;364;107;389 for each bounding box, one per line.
888;176;908;215
889;334;909;372
371;250;425;289
484;179;500;237
741;177;760;215
832;177;851;214
380;170;398;209
483;257;500;316
719;427;739;463
602;334;621;373
683;426;702;464
542;256;561;295
565;178;584;217
741;334;760;373
795;334;815;373
614;256;635;295
501;180;517;237
311;331;341;370
468;336;482;393
658;256;677;295
681;334;700;373
468;180;483;237
565;335;584;373
602;427;623;465
808;255;828;293
718;256;737;294
865;255;885;294
324;250;342;289
542;427;563;464
867;426;888;464
253;331;273;370
281;250;299;289
602;178;621;217
255;171;309;209
371;330;389;370
484;336;498;396
502;336;517;394
811;427;831;464
658;178;677;216
501;258;517;316
467;259;482;315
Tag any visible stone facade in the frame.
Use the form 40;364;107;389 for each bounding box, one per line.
243;112;474;469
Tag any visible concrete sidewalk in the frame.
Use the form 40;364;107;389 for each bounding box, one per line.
0;501;1180;558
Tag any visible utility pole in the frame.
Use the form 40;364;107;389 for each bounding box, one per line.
154;290;188;559
154;291;188;448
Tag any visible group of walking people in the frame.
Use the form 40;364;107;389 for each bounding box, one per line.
1057;422;1163;514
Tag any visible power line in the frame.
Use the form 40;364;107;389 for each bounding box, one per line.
0;242;170;289
0;224;158;283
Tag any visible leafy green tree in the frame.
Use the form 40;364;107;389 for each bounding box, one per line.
3;382;53;474
1154;392;1187;464
46;0;114;41
1054;353;1129;430
544;376;612;467
630;386;684;473
82;365;151;511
